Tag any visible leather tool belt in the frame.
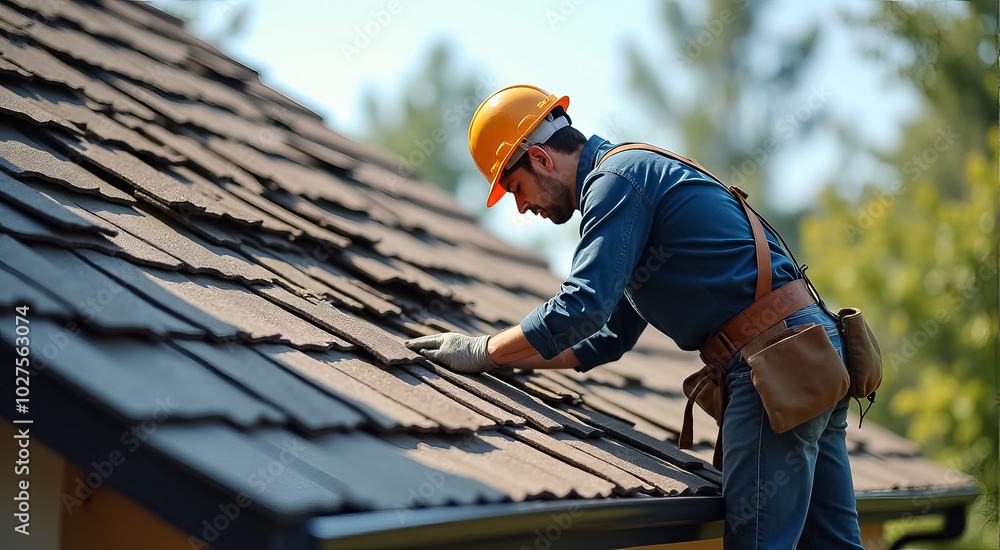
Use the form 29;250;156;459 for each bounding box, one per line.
699;279;816;367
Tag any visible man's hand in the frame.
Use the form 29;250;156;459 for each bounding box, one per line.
404;333;499;374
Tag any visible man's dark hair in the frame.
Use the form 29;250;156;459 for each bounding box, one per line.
504;108;586;176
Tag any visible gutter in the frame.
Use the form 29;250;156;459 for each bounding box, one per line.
855;486;980;524
888;505;968;549
310;487;980;550
856;487;979;550
309;496;726;550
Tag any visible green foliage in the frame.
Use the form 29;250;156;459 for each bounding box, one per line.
811;3;998;546
802;128;998;546
844;0;998;199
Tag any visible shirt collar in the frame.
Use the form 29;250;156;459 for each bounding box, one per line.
575;134;610;210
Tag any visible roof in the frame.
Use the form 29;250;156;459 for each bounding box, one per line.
0;0;977;548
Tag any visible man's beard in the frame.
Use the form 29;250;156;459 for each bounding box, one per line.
533;172;574;224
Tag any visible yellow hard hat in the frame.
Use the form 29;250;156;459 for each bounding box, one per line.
468;85;570;207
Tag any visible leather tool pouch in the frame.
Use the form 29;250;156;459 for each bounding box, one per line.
836;307;882;400
745;322;850;433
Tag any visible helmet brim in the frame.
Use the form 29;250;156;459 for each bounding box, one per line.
486;180;507;207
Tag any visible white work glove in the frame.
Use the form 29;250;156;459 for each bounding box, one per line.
405;333;499;374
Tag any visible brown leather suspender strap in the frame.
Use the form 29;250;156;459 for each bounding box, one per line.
733;188;771;302
597;143;772;301
597;143;724;184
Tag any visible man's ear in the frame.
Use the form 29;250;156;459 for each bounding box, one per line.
527;145;553;172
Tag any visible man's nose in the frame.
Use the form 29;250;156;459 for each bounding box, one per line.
516;193;529;214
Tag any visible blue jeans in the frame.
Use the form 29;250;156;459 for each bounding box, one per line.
721;304;864;549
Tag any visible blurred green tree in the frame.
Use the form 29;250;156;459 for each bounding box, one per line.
844;0;998;200
805;2;998;546
802;128;997;548
361;40;486;195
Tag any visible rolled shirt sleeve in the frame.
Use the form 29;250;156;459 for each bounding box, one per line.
520;171;655;360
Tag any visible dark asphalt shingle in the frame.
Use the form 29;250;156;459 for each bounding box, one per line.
553;433;719;496
268;248;404;316
0;125;135;203
564;406;707;472
75;249;240;339
0;199;126;251
255;285;419;364
503;426;655;496
0;263;70;317
172;339;368;433
146;423;345;520
3;241;201;337
0;170;114;234
11;83;183;164
255;429;509;510
320;350;496;434
0;33;155;118
257;344;436;432
0;80;80;133
1;318;285;426
401;363;527;427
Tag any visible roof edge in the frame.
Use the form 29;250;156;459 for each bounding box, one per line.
310;485;982;549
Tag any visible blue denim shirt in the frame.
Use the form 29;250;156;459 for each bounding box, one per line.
519;135;800;371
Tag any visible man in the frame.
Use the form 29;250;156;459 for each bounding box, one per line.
406;84;863;549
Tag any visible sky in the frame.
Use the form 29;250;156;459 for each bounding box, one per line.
160;0;925;276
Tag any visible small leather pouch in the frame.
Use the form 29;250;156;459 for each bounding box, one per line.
746;322;850;433
683;365;724;426
837;307;882;399
681;363;727;466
